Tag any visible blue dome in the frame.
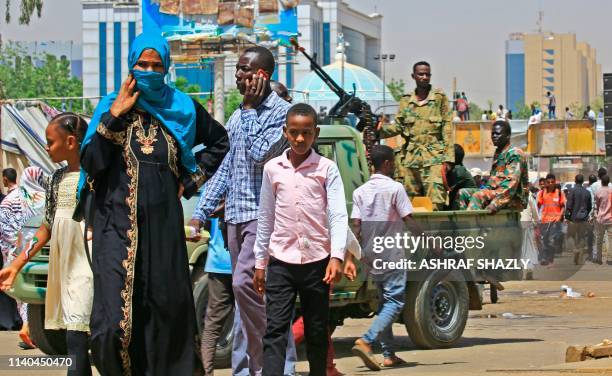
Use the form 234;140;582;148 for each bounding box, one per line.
293;57;397;113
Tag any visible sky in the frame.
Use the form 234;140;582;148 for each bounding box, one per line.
1;0;611;107
344;0;612;106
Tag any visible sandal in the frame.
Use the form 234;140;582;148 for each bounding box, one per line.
382;355;408;367
19;332;36;349
351;339;381;371
18;341;36;350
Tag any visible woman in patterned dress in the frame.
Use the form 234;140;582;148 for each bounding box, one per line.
80;33;229;375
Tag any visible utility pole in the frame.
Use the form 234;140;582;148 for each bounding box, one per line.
214;56;225;124
337;33;346;90
375;53;396;113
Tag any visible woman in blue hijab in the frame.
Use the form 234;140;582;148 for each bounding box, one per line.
81;32;228;375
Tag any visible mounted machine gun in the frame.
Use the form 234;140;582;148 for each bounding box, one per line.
290;38;378;165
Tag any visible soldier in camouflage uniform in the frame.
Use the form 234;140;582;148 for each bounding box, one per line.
379;61;453;211
456;120;528;214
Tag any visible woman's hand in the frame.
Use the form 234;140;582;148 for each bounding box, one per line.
0;266;19;292
110;74;140;118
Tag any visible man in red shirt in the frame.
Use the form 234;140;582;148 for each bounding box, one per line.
537;173;566;265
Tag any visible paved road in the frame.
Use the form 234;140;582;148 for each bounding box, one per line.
2;260;612;375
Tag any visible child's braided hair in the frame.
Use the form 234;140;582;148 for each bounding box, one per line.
49;112;89;144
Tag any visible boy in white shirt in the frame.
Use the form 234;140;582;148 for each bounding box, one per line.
344;145;420;370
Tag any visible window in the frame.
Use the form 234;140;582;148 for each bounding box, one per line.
316;143;336;161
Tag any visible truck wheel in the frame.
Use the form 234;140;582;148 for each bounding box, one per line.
27;304;67;355
404;269;469;349
193;269;234;369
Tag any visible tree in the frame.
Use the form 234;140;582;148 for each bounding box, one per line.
514;101;533;120
590;94;603;114
468;102;484;120
174;76;240;121
224;88;242;120
174;76;202;94
0;43;83;110
387;78;405;102
568;101;585;119
3;0;43;24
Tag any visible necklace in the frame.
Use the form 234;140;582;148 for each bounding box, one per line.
135;115;159;155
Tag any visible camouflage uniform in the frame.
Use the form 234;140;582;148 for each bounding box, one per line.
381;87;454;210
457;144;528;211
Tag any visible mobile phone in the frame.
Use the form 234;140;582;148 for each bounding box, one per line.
256;69;270;80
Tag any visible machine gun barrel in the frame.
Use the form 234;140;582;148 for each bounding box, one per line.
290;38;351;115
290;37;378;167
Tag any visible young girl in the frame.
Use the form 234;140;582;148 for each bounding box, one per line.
0;166;46;348
0;113;93;376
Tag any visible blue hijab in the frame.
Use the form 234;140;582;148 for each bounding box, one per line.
79;32;197;193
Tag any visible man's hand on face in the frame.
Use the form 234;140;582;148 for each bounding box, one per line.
242;73;267;110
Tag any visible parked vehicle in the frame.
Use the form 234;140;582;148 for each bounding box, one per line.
8;124;523;367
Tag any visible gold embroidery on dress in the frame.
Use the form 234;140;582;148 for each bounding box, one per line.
190;166;206;188
134;114;159;155
118;125;139;376
160;126;180;177
96;124;126;145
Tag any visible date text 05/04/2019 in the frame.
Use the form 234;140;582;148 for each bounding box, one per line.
373;258;530;271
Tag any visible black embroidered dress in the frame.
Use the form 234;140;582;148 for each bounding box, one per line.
81;100;228;375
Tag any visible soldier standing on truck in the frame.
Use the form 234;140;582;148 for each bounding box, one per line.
377;61;454;211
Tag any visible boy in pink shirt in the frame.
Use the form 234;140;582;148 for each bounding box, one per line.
253;103;347;376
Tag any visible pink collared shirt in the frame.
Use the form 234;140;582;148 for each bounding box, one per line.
254;149;348;269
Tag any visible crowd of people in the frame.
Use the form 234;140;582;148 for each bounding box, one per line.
0;30;608;376
520;168;612;268
452;88;603;124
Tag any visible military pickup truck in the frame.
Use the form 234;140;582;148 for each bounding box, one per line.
8;123;523;367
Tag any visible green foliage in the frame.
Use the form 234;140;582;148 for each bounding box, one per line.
514;101;533;120
174;76;201;94
224;88;242;120
387;78;405;102
590;94;603;113
0;43;84;110
174;76;241;122
3;0;43;24
467;102;483;120
568;102;585;119
510;101;544;120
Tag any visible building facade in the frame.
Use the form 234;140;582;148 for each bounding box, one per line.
505;32;602;114
81;0;381;108
82;0;141;102
292;0;381;92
